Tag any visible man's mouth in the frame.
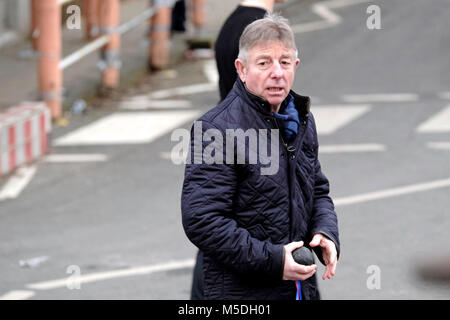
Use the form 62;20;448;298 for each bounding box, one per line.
267;87;283;93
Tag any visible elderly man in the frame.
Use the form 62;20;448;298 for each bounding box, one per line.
181;13;339;300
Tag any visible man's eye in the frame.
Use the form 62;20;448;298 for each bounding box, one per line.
258;62;267;66
282;60;291;65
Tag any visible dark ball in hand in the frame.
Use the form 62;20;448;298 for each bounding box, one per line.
292;246;314;266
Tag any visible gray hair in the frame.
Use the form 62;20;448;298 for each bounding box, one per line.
237;12;298;65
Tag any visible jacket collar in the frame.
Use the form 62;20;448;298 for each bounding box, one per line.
234;77;310;118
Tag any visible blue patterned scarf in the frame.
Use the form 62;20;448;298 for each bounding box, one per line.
272;94;299;142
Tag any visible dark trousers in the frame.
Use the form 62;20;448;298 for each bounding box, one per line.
190;250;204;300
171;0;186;32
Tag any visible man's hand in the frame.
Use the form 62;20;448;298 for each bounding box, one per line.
309;233;338;280
282;241;317;281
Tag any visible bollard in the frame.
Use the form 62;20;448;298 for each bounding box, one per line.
98;0;121;89
148;3;172;71
190;0;206;30
82;0;100;40
36;0;63;120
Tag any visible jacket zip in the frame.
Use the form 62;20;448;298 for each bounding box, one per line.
271;115;309;242
272;116;294;242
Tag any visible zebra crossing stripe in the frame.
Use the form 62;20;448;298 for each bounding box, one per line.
313;105;371;135
417;105;450;133
54;110;201;146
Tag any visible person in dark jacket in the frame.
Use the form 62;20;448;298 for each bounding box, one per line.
190;0;286;300
182;13;339;300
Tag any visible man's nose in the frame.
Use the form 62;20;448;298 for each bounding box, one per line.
270;62;283;78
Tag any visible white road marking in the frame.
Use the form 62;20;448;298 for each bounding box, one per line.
320;143;386;153
427;142;450;150
118;99;192;110
26;259;195;291
0;290;35;300
334;177;450;207
292;0;371;34
0;165;37;201
53;111;201;146
313;105;371;135
44;154;109;163
417;105;450;133
341;93;419;103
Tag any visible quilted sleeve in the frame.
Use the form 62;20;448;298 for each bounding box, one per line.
181;119;285;279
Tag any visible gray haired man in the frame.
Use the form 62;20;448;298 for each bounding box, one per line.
182;13;340;300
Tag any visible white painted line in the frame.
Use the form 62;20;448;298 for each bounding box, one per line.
427;142;450;150
0;165;37;201
44;154;109;163
320;143;386;153
341;93;419;103
291;0;371;34
118;99;192;110
417;105;450;133
53;110;201;146
313;2;342;24
0;290;35;300
148;83;217;100
313;105;371;135
334;177;450;207
438;92;450;100
27;259;195;291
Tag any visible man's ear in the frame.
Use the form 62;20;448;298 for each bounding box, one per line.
235;59;247;83
294;58;300;70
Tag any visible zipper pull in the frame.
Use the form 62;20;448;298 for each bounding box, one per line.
287;145;296;153
287;145;296;159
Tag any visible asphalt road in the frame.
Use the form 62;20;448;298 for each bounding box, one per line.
0;0;449;300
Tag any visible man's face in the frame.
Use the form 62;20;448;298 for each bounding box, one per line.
236;41;299;112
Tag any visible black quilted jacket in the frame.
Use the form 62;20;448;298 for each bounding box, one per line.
181;78;340;300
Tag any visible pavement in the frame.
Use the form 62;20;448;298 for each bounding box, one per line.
0;0;450;300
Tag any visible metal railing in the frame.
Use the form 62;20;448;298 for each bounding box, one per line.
32;0;173;120
60;7;157;70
